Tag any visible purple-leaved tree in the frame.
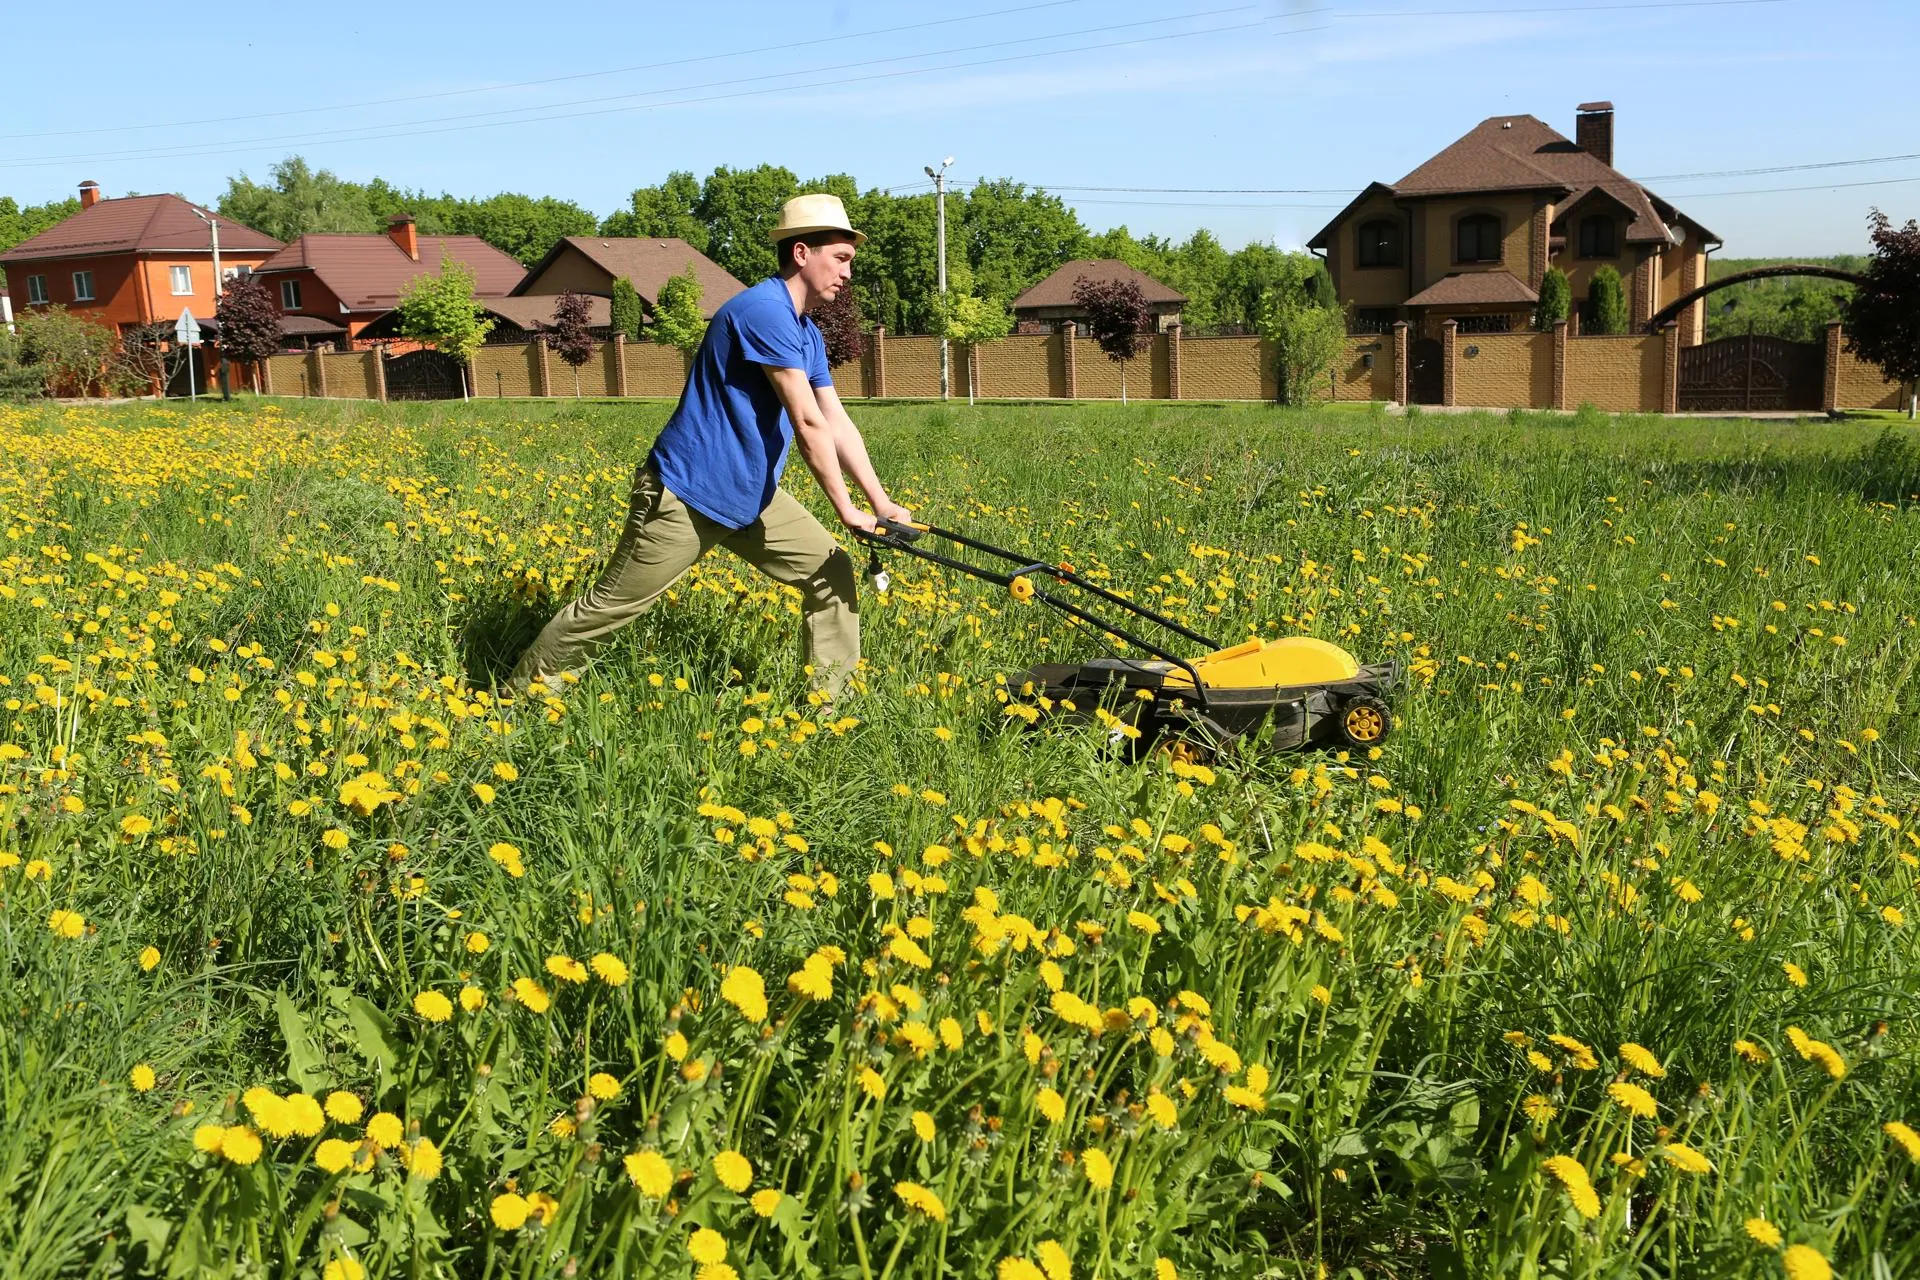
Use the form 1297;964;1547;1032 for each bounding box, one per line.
811;284;866;371
544;290;597;396
214;274;282;393
1844;208;1920;418
1071;275;1151;403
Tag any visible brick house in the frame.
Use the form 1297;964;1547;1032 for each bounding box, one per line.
0;181;282;334
1012;259;1185;335
510;236;744;322
250;215;524;349
1308;104;1718;345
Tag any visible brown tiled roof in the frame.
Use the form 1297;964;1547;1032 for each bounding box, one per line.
250;234;523;310
512;237;743;317
482;295;612;331
1012;259;1186;310
1310;112;1716;251
277;314;347;336
1404;270;1540;308
0;194;281;265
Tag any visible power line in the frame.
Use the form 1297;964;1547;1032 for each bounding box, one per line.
0;6;1282;170
1645;152;1920;182
1664;173;1920;198
0;0;1110;142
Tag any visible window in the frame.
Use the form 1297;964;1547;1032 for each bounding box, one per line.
223;265;250;283
26;275;48;305
1577;214;1616;258
1355;219;1402;268
280;279;302;310
72;270;95;302
170;265;193;295
1455;214;1502;264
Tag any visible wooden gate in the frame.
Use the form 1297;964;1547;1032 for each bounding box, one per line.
385;349;467;401
1408;338;1444;404
1677;335;1821;413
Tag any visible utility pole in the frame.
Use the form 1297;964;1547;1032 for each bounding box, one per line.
924;156;954;399
190;206;231;399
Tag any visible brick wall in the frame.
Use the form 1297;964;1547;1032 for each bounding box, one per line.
548;342;612;396
973;335;1055;398
1455;333;1553;408
885;336;942;397
1566;335;1664;412
623;344;685;397
1076;338;1166;400
1333;335;1394;402
262;354;311;396
1180;336;1275;401
1833;347;1907;410
475;344;539;397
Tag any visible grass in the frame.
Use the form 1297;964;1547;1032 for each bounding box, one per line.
1;395;1917;1279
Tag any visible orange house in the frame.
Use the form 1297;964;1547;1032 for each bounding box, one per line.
251;216;525;349
0;181;282;334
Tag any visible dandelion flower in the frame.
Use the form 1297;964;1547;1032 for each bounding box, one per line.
130;1063;156;1092
1607;1081;1658;1120
625;1149;673;1198
1082;1148;1114;1190
1783;962;1808;988
588;1072;621;1100
999;1261;1047;1280
1541;1155;1600;1219
1781;1244;1831;1280
1744;1217;1783;1247
490;1192;531;1230
697;1265;739;1280
688;1228;728;1265
48;909;86;939
713;1149;753;1193
286;1093;326;1137
545;954;587;984
220;1126;264;1165
1522;1094;1558;1125
1660;1142;1712;1174
192;1124;227;1154
364;1112;404;1149
138;945;161;971
1035;1239;1071;1280
1156;1260;1179;1280
751;1188;783;1218
315;1138;357;1174
403;1136;442;1180
895;1181;946;1221
912;1110;936;1142
511;977;551;1013
412;990;454;1023
859;1067;887;1101
322;1261;365;1280
1618;1043;1666;1078
720;965;768;1023
324;1092;364;1125
1884;1121;1920;1162
591;952;629;986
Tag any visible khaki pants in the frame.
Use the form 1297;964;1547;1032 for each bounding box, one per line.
511;462;860;698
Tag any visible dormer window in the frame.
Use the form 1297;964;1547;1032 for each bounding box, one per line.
1456;214;1502;264
1356;219;1402;268
1578;214;1617;258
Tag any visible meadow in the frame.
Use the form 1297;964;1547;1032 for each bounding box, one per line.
2;394;1917;1280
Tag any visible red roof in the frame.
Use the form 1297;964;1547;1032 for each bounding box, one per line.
1012;259;1186;310
513;237;743;317
251;234;524;310
0;194;281;265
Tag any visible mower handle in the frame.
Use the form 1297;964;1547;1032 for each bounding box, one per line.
855;520;1221;707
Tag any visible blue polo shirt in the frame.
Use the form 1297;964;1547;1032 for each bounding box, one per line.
648;277;833;530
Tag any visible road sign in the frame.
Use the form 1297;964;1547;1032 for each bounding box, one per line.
175;308;202;346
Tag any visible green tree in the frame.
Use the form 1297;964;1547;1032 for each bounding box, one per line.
652;268;707;355
15;307;120;397
695;165;798;285
1586;265;1629;335
218;157;377;241
942;293;1013;405
1161;229;1230;332
601;171;708;249
1259;288;1346;407
443;193;597;266
609;277;646;343
0;324;42;400
1536;267;1572;331
0;194;82;289
393;259;493;397
847;190;938;332
962;180;1089;305
1216;243;1299;333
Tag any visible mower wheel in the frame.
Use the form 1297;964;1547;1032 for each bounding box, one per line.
1336;695;1392;749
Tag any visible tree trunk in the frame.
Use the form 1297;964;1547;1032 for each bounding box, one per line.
1121;365;1128;405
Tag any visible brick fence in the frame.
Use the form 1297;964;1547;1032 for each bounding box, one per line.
258;321;1908;412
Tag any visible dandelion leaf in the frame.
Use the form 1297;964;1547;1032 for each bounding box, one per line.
274;985;328;1092
344;994;401;1089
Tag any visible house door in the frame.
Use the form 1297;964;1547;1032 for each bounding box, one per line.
1408;338;1444;404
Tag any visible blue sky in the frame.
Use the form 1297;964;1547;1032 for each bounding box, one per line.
3;0;1912;257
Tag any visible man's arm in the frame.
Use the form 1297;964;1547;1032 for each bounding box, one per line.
764;365;882;532
813;383;909;524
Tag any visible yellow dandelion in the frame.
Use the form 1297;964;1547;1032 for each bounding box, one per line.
895;1181;947;1221
1781;1244;1831;1280
1607;1081;1658;1120
1618;1042;1666;1078
688;1227;728;1265
129;1063;156;1092
1082;1148;1114;1190
1660;1142;1713;1174
721;965;768;1023
1541;1155;1600;1219
490;1192;531;1230
1883;1121;1920;1162
713;1149;753;1193
1744;1217;1783;1247
624;1149;673;1198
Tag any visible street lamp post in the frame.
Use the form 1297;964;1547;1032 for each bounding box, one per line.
924;156;954;400
190;206;230;400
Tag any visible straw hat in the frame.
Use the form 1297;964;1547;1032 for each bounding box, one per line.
768;193;866;246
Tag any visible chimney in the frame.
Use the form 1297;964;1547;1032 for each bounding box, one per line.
387;213;419;261
1575;102;1614;168
78;180;101;210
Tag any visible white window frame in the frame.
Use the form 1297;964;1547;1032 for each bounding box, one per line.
72;270;96;302
170;265;194;295
280;279;302;310
26;275;48;305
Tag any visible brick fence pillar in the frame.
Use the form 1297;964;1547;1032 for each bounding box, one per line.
1391;321;1409;405
260;359;275;396
1441;320;1458;408
1167;324;1183;400
1822;320;1843;413
1551;321;1569;410
309;350;328;398
1060;322;1078;399
533;338;551;398
612;334;630;397
1680;251;1703;348
372;350;388;401
1661;322;1680;414
870;327;886;398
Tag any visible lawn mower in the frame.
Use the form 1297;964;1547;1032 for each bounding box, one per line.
855;521;1399;760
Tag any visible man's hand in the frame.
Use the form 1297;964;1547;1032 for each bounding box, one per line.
874;499;912;525
840;508;878;534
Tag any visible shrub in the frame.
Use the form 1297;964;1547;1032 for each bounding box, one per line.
1258;289;1345;407
1586;266;1629;335
1535;267;1571;331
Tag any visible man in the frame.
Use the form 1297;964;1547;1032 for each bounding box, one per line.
510;193;909;700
